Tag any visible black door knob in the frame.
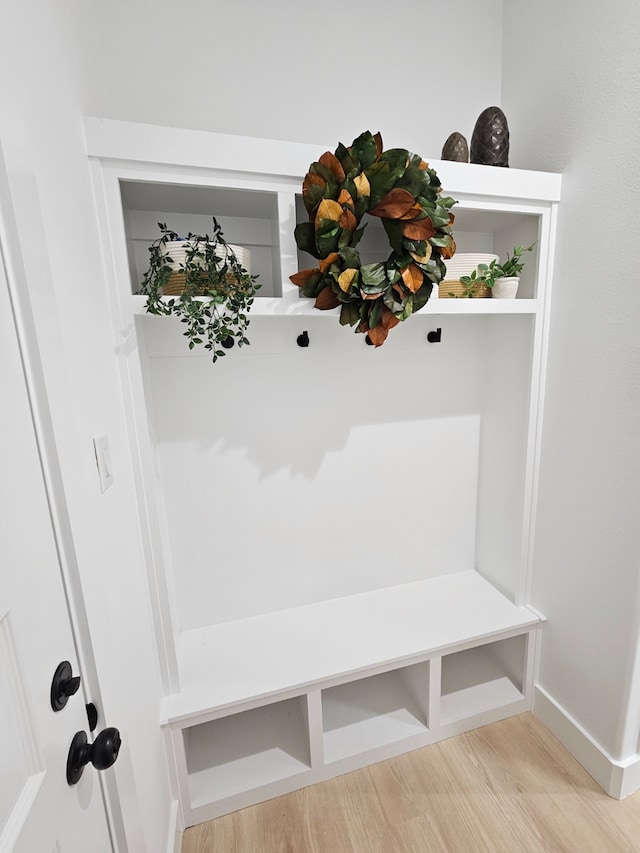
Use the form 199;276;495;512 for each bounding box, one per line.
50;661;81;711
66;727;122;785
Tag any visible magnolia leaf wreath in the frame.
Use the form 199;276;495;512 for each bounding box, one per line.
290;131;457;346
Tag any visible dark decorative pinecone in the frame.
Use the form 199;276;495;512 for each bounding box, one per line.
470;106;510;167
441;132;469;162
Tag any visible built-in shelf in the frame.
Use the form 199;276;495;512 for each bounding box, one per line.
163;571;539;822
441;636;527;725
322;664;430;763
161;571;537;727
128;292;540;318
86;118;559;826
185;696;311;806
120;180;291;299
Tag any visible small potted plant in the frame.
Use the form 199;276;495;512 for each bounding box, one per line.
487;243;536;298
455;243;536;299
140;218;260;361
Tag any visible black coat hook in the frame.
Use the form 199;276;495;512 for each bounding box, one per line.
297;330;310;347
427;328;442;343
365;334;374;346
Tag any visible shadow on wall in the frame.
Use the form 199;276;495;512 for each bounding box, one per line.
143;315;485;481
140;315;487;627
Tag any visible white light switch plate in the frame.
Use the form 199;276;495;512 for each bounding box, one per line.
93;434;114;492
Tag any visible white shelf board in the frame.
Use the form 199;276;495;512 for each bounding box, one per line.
322;668;428;763
421;299;537;315
185;697;310;806
440;645;524;724
128;293;538;318
162;570;539;727
84;117;561;204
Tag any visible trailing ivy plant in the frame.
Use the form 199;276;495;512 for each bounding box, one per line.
455;264;492;297
140;218;260;361
489;243;536;279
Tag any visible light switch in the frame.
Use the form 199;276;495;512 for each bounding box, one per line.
93;434;114;493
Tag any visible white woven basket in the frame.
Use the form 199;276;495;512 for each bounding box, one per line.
160;240;251;273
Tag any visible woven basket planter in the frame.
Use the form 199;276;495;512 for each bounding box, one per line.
159;240;252;297
162;271;247;297
439;279;491;299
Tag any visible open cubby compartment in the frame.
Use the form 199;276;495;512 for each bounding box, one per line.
119;177;300;299
182;695;312;809
440;633;530;726
294;194;543;301
321;662;431;763
450;201;542;299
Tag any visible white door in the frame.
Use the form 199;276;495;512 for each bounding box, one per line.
0;237;114;851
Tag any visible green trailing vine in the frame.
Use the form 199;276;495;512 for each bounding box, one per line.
141;218;260;361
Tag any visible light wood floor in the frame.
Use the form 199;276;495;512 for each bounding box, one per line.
182;713;640;852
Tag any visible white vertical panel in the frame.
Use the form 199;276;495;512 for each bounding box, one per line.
429;657;441;730
0;612;41;837
475;314;534;599
305;691;324;769
276;192;298;301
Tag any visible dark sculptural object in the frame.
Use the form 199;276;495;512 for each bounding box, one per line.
441;132;469;162
470;106;510;167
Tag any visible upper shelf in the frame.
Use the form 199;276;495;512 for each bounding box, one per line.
84;117;562;204
86;117;559;313
129;293;539;318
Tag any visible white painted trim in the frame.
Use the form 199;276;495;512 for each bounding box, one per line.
82;117;561;203
533;685;640;799
87;158;181;695
0;123;127;852
523;202;560;607
0;772;45;852
165;800;182;853
128;293;541;320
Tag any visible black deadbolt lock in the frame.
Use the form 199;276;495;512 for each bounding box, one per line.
86;702;99;732
50;661;81;711
66;727;122;786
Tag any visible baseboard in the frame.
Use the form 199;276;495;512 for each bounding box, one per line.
533;685;640;799
166;799;183;853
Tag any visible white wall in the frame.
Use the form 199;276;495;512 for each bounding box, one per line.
0;2;174;850
144;318;485;631
72;0;504;159
502;1;640;762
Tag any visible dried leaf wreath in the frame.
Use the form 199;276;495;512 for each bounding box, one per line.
291;131;457;346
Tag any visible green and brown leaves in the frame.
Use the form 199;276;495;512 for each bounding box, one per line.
291;131;457;345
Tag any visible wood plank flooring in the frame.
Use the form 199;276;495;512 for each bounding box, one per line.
182;713;640;852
